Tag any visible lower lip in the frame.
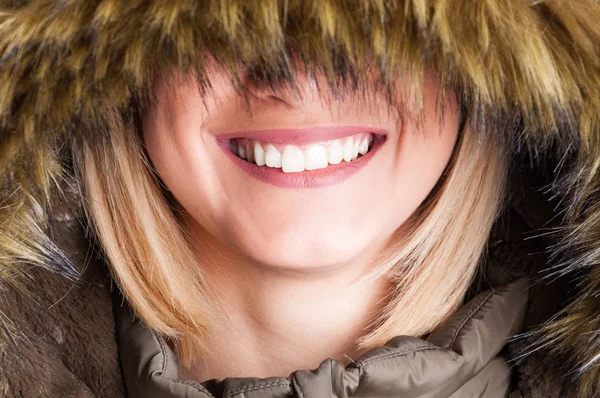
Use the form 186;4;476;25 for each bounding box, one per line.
217;134;386;188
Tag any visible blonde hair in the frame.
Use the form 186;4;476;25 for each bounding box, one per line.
73;94;508;365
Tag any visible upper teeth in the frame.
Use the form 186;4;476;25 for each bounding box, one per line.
231;133;374;173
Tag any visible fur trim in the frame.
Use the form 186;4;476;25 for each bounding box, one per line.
0;0;599;392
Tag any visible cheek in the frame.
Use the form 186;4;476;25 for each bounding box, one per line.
386;99;459;229
141;82;225;231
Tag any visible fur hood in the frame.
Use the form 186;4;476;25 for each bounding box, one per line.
1;0;599;395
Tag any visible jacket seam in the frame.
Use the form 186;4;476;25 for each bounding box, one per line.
448;288;499;350
355;345;441;368
153;330;168;375
170;379;214;397
222;380;291;398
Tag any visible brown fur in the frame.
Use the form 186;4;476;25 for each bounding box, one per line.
1;1;599;395
0;181;124;396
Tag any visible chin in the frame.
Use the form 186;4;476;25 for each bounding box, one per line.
234;226;378;271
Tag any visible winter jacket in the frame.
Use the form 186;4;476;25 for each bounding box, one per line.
1;1;599;397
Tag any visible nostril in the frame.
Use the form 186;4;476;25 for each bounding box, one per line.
244;71;310;109
265;94;297;108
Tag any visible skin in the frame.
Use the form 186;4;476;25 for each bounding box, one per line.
142;63;460;380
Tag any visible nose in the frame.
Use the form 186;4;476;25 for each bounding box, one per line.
245;69;320;109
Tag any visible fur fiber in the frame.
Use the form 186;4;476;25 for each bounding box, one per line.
0;0;599;395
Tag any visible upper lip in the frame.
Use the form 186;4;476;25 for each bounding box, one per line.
216;126;388;145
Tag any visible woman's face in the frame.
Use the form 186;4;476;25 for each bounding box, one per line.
143;65;459;271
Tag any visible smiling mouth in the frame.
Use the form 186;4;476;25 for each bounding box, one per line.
228;132;375;173
216;126;387;188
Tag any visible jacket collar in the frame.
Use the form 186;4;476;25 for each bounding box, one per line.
115;278;528;397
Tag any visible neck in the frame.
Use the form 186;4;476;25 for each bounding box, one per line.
178;227;391;382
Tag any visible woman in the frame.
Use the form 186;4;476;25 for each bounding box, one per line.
0;1;599;397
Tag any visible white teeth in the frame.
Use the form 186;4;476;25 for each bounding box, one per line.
351;139;359;160
265;144;282;168
327;140;343;164
358;138;369;155
304;144;329;170
246;142;255;163
342;137;355;162
238;144;246;159
254;141;266;166
282;145;305;172
232;133;375;172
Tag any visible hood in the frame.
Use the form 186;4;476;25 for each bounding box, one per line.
0;0;599;393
